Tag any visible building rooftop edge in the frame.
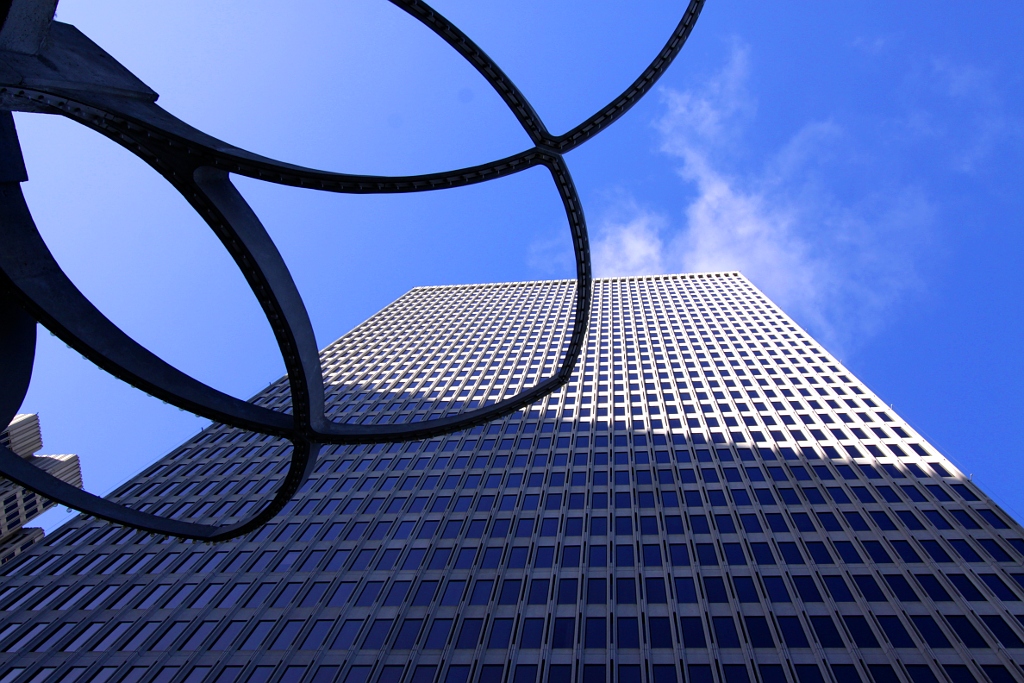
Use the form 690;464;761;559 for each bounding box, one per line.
407;271;747;290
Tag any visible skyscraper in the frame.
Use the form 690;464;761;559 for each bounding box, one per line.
0;272;1021;683
0;414;82;566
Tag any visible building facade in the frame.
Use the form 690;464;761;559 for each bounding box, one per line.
0;272;1022;683
0;414;82;565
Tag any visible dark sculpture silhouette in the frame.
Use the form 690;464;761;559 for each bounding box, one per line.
0;0;705;540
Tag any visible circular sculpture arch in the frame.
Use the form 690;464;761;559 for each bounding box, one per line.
0;0;705;540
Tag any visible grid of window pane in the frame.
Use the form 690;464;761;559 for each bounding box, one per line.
0;272;1022;683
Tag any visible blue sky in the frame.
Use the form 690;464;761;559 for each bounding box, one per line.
15;0;1024;531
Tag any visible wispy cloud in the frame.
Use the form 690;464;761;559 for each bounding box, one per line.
527;231;576;277
591;205;666;277
590;42;933;353
926;58;1023;173
851;35;889;57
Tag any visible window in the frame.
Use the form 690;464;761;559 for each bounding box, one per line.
883;575;919;601
763;577;790;602
487;620;512;649
617;618;640;647
853;575;887;602
810;616;844;648
388;618;425;652
712;616;740;648
679;617;705;648
585;618;606;648
675;578;697;603
498;580;520;604
777;617;808;648
745;616;774;648
646;577;667;603
787;577;821;605
842;616;879;648
980;574;1019;600
703;577;728;603
915;575;952;602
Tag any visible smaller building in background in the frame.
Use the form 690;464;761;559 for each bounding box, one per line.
0;414;82;565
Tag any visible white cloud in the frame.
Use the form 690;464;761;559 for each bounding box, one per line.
673;155;825;318
657;41;754;154
591;208;666;277
590;42;932;352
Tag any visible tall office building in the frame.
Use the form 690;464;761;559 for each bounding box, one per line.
0;272;1022;683
0;414;83;566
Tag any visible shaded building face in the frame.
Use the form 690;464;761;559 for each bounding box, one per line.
1;272;1022;683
